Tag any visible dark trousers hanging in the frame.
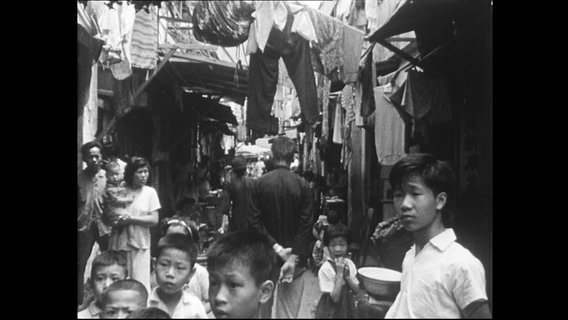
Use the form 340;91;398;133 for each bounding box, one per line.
247;14;320;133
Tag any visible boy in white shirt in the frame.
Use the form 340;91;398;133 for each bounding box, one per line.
384;153;491;318
148;234;208;318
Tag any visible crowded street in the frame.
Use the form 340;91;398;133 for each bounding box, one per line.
78;1;492;318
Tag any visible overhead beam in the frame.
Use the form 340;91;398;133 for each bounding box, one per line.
374;37;425;70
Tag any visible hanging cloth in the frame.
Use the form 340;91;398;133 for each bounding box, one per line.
130;5;158;70
374;86;406;165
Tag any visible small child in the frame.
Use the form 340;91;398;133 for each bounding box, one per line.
102;161;134;248
148;233;208;318
315;223;363;319
207;230;279;319
78;251;128;319
151;218;210;314
126;307;171;319
100;279;148;319
312;210;340;271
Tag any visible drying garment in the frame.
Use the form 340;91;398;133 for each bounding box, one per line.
388;69;452;139
374;86;406;165
252;1;288;52
130;5;158;69
360;44;376;117
247;13;319;133
97;2;136;80
342;25;365;83
290;8;317;42
306;6;344;77
332;98;344;144
318;73;332;141
192;1;254;47
365;0;381;32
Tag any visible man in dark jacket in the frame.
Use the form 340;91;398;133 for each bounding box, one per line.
221;156;253;232
248;136;315;318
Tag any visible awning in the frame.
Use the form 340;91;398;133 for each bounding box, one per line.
367;0;492;68
166;52;248;105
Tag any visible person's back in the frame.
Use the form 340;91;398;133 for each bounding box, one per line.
248;136;315;319
224;156;253;232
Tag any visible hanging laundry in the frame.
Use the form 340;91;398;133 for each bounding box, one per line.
353;82;364;127
247;12;319;134
130;5;158;70
192;1;254;47
342;25;365;83
97;2;136;80
360;44;376;118
290;6;317;42
250;1;288;53
374;86;406;165
332;98;344;144
318;73;332;141
306;6;344;77
365;0;381;32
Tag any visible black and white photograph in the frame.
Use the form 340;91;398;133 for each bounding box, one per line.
77;0;492;318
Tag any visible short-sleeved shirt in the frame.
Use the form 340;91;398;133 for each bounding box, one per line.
385;228;488;318
78;168;111;236
109;185;161;250
148;287;208;318
318;257;359;293
184;263;209;305
77;300;102;319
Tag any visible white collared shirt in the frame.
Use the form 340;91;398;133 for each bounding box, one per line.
77;300;102;319
385;228;488;318
148;287;208;319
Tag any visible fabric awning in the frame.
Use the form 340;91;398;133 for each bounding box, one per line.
367;0;491;67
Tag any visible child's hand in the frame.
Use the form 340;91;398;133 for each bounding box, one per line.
334;257;345;273
114;214;132;226
343;263;350;279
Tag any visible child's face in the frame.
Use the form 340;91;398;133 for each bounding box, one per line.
328;237;348;259
154;248;193;296
106;166;122;185
101;289;145;319
209;261;271;319
393;174;446;232
92;264;127;303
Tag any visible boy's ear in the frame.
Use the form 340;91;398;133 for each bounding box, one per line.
436;192;448;210
258;280;275;304
151;257;157;271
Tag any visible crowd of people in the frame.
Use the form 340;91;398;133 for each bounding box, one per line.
78;136;491;318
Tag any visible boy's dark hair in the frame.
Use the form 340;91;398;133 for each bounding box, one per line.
207;230;278;286
323;223;352;246
389;153;456;225
271;136;295;163
126;307;171;319
326;210;340;225
124;156;150;186
90;250;128;282
81;140;103;157
102;279;148;307
156;233;199;267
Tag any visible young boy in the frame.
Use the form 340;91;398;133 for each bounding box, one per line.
315;223;363;318
150;219;210;314
100;279;148;319
78;250;128;319
207;230;279;319
384;153;491;318
148;233;208;318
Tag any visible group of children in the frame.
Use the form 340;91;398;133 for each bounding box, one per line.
80;152;491;318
